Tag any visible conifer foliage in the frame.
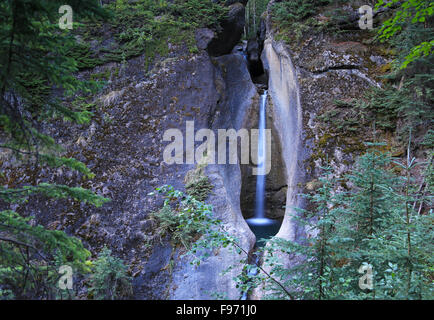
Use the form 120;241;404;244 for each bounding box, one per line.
0;0;110;299
260;143;433;300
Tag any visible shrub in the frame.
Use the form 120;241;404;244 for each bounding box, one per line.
89;247;132;300
184;165;213;201
271;0;330;25
149;185;217;249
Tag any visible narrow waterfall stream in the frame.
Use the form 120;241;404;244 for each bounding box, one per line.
246;90;280;247
241;90;281;300
254;90;267;220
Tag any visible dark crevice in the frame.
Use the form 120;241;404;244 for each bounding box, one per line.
245;38;267;85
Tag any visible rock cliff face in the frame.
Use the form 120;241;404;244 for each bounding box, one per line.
262;39;306;242
168;54;257;300
1;1;259;300
259;0;390;246
248;1;392;299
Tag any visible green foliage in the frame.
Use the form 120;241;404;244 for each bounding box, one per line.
149;185;293;299
38;155;96;179
0;210;91;299
89;247;132;300
271;0;330;25
421;129;434;148
0;0;107;168
184;165;214;201
0;0;110;299
359;76;432;142
376;0;434;69
185;175;213;201
149;185;223;251
270;0;331;44
255;165;351;300
0;289;14;300
0;183;109;207
67;42;104;70
254;143;434;300
320;73;433;145
317;100;364;133
376;0;433;40
401;40;434;69
374;6;434;145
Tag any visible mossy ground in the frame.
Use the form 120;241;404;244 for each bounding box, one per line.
69;0;228;72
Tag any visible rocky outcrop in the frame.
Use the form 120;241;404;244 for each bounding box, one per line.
259;0;390;246
249;1;391;299
207;2;246;56
168;53;257;300
1;1;257;299
262;39;306;242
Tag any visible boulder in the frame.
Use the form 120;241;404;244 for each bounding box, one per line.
207;3;245;56
195;28;215;50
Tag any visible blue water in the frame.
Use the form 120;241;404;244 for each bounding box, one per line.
254;91;267;219
246;90;281;247
241;91;282;300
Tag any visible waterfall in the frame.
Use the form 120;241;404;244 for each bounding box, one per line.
246;90;280;242
241;94;276;299
254;90;267;219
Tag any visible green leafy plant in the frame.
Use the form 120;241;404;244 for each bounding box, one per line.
89;247;132;300
376;0;434;69
149;185;221;250
0;0;110;299
149;185;294;299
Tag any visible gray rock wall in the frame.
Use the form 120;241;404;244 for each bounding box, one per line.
168;54;257;300
262;39;306;243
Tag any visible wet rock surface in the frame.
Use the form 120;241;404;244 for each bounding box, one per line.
246;39;265;78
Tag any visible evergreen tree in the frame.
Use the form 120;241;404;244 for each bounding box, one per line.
259;143;433;300
0;0;109;299
365;141;434;299
262;165;352;300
